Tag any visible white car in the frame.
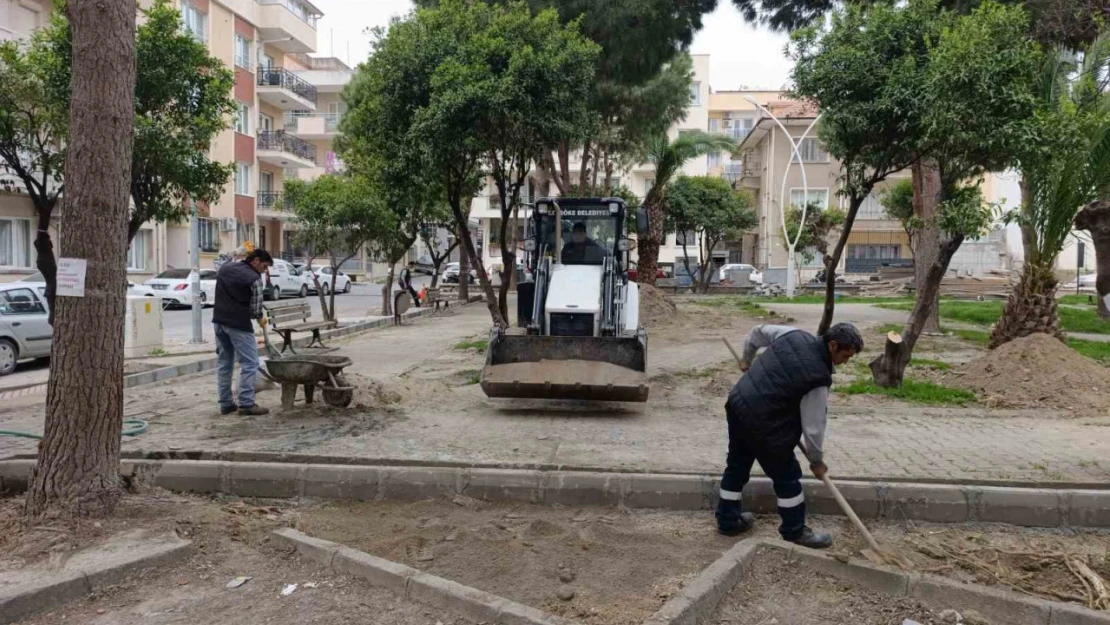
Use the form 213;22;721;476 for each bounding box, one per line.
18;272;162;301
441;261;476;284
265;260;311;300
0;282;52;376
145;269;217;309
311;266;353;295
718;263;763;284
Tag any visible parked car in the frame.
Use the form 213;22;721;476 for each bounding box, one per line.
413;255;436;276
145;269;217;309
441;261;476;284
718;263;764;285
311;265;353;295
0;282;52;376
19;272;165;305
264;259;311;300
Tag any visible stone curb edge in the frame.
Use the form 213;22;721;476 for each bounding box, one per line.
0;537;192;625
644;538;1110;625
273;528;578;625
0;296;482;400
2;460;1109;528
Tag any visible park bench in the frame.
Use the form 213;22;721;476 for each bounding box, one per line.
426;285;458;312
263;300;337;354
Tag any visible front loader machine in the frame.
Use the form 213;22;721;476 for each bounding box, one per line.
479;197;650;403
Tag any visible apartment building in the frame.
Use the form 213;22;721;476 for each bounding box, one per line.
0;0;364;285
470;54;714;278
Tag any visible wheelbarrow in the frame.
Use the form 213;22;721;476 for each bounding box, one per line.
263;354;355;409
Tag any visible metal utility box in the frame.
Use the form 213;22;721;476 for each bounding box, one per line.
125;297;164;358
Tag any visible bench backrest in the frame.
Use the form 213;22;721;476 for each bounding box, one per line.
264;301;313;328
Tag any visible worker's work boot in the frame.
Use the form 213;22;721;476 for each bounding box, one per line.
789;526;833;549
716;501;756;537
220;404;238;415
238;405;270;416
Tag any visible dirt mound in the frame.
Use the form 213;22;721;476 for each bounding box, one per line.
638;284;678;327
946;333;1110;413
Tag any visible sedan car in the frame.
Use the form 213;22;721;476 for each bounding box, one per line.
311;266;353;295
145;269;217;308
0;282;52;376
626;264;665;281
441;261;476;284
718;263;764;284
18;272;161;300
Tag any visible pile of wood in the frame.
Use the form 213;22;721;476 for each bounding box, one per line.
936;270;1014;299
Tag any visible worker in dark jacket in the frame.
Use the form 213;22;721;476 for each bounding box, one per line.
716;322;863;548
399;261;420;307
213;248;273;416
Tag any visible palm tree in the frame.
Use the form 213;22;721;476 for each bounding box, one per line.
635;131;737;286
991;34;1110;347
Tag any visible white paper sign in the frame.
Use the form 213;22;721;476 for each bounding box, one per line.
56;258;88;297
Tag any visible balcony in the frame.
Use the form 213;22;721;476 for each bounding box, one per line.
257;130;317;169
256;0;319;54
285;111;339;139
257;191;289;218
257;67;317;110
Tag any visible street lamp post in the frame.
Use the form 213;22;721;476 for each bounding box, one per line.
189;203;204;344
744;96;822;297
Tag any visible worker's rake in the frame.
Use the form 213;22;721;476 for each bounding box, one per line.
721;337;914;571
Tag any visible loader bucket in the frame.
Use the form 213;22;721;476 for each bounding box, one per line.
480;334;649;402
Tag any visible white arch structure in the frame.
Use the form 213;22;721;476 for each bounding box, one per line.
744;96;823;297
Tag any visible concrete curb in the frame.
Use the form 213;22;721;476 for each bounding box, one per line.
3;459;1110;528
273;528;577;625
0;296;483;399
645;539;1110;625
0;536;192;625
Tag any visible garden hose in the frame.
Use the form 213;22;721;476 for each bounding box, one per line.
0;418;150;440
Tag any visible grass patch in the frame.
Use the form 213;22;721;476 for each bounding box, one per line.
838;378;976;405
1058;294;1098;307
1067;338;1110;364
878;299;1110;335
453;339;489;351
909;357;951;371
951;328;991;345
873;323;903;336
689;297;770;315
459;369;482;385
753;295;913;305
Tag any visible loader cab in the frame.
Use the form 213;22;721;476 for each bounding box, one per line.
524;198;630;274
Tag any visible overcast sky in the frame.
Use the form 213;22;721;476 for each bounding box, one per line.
311;0;795;91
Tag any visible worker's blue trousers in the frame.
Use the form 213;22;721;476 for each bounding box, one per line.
716;411;806;540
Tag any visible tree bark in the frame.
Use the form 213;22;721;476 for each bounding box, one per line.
447;174;504;327
911;159;942;334
871;235;964;387
1075;199;1110;318
382;264;394;316
25;0;136;520
636;188;665;287
457;224;470;301
34;204;59;326
990;261;1064;348
817;194;868;335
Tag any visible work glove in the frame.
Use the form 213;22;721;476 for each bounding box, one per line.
259;316;269;328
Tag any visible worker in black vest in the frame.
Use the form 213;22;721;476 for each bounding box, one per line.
716;322;863;548
399;261;420;307
213;248;273;416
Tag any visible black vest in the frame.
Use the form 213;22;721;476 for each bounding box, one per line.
726;329;833;451
213;261;260;332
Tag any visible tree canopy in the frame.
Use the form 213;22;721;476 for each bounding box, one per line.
664;175;756;292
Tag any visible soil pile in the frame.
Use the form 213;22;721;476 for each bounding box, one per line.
946;333;1110;413
637;284;678;327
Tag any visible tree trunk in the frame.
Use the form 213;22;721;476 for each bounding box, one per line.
990;261;1064;348
1075;199;1110;318
911;159;942;334
34;205;59;326
382;264;394;316
817;194;868;335
636;192;664;287
458;224;470;301
448;192;504;326
328;270;339;320
871;235;964;387
25;0;136;520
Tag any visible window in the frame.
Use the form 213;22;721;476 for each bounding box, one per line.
261;54;274;70
238;223;255;246
676;230;697;246
258;113;273;133
234;34;251;69
259;226;267;250
259;171;273;193
709;118;720;133
198;218;220;252
689;81;701;105
0;218;32;268
0;288;45;315
789;188;829;211
180;1;206;42
234;103;250;134
644;178;655;195
235;162;251;196
793;138;828;163
127;230;151;271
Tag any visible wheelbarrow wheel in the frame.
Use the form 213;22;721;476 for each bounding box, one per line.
322;385;354;407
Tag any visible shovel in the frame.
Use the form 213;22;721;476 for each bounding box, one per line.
260;319;283;360
720;337;913;570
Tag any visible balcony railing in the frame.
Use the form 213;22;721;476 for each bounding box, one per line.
256;66;318;104
256;0;320;28
258;130;317;163
258;191;287;211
